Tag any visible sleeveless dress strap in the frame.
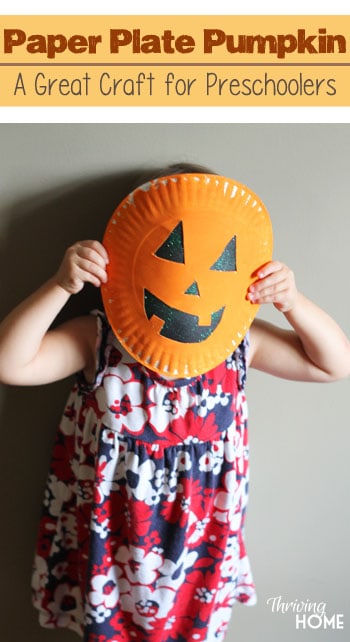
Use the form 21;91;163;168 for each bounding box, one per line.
76;310;111;393
233;332;249;391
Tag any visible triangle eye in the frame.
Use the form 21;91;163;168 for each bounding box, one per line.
210;236;237;272
155;221;185;264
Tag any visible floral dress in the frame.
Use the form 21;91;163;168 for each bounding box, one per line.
32;311;257;642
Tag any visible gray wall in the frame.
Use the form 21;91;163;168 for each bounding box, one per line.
0;124;349;641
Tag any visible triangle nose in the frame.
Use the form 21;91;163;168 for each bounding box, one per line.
185;281;200;296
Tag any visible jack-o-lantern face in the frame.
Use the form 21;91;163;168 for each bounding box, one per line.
102;174;273;377
143;221;235;342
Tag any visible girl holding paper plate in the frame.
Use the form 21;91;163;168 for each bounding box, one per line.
0;163;348;642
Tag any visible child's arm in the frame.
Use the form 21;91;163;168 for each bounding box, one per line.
248;261;350;382
0;240;108;386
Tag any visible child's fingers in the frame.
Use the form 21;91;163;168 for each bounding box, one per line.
80;239;109;261
76;258;108;285
248;283;288;303
249;271;286;295
248;284;290;304
75;268;104;288
248;266;289;297
247;260;297;312
76;241;109;268
76;252;108;278
255;260;284;279
70;241;109;285
57;241;109;293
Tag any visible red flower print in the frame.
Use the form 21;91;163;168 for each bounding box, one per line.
171;411;219;443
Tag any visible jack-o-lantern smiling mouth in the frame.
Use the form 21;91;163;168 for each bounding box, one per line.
144;289;225;343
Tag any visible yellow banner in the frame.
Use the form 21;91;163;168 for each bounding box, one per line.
0;15;349;106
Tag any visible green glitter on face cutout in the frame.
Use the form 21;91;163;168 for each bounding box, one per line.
210;236;237;272
155;222;185;263
144;289;225;343
185;280;200;296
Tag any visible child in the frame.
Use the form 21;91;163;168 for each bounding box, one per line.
0;164;349;642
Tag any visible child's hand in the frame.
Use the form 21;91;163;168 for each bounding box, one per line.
247;260;298;313
54;240;109;295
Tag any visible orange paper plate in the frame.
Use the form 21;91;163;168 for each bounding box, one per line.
101;173;273;377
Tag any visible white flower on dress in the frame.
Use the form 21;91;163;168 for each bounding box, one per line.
115;545;163;585
109;354;135;382
158;549;198;591
197;385;230;418
214;470;246;531
187;514;210;544
213;470;238;524
90;514;109;539
206;605;232;641
120;584;176;629
86;604;112;624
46;583;83;627
123;452;159;505
148;385;193;433
223;423;236;463
89;565;128;609
95;377;147;433
198;440;224;475
44;475;72;517
174;449;192;471
70;459;95;484
195;586;216;603
154;468;182;502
